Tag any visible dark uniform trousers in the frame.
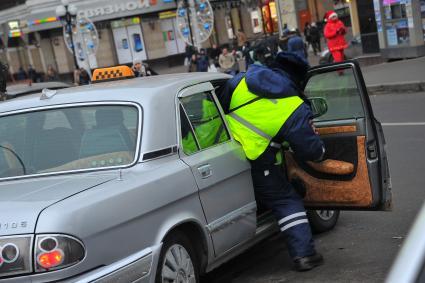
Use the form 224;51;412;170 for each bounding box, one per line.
250;146;315;258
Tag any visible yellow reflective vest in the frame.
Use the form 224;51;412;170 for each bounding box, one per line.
182;100;227;155
226;78;303;160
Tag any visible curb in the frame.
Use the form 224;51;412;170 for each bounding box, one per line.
367;81;425;95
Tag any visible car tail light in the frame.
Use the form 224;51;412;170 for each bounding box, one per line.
0;236;32;277
35;235;85;272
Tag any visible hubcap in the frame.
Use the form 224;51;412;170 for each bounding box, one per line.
161;244;196;283
315;210;335;221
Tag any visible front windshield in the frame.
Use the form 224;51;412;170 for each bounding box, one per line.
0;104;139;179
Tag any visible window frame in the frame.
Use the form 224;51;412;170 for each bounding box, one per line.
177;88;232;156
0;101;142;181
304;64;367;123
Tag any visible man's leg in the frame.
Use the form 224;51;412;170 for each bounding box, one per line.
250;149;323;270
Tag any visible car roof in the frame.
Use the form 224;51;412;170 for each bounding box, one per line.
0;73;230;113
6;81;71;97
0;72;231;157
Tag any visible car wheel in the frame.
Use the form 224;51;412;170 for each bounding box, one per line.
155;231;199;283
307;210;340;234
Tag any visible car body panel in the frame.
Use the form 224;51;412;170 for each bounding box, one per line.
286;61;392;210
32;156;208;282
0;174;115;236
0;70;390;282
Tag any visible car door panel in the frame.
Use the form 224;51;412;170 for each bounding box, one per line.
178;83;257;256
286;61;391;210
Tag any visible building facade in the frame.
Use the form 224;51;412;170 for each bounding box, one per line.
0;0;189;76
0;0;283;77
373;0;425;58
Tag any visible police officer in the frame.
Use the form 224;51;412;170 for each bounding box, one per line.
217;44;325;271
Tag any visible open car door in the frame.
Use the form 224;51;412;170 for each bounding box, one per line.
286;61;392;210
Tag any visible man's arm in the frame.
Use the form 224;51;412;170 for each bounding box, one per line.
280;103;325;162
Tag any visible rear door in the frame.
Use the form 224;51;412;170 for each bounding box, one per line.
286;61;392;210
177;82;257;256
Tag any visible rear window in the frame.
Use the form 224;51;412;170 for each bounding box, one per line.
0;104;140;179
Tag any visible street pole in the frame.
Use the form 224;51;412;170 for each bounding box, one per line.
275;0;283;37
56;0;79;70
66;17;79;70
183;0;195;47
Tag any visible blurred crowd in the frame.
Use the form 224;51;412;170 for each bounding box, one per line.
183;21;326;76
3;16;343;86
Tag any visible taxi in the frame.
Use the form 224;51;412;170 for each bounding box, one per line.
0;63;391;282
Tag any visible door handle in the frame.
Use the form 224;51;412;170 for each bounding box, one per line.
198;164;212;179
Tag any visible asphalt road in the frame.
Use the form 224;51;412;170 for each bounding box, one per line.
204;92;425;283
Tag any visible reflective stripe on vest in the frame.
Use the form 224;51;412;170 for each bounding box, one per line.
226;77;303;160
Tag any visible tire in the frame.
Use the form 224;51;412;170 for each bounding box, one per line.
307;210;340;234
155;231;199;283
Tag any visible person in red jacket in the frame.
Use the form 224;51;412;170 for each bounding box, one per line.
324;10;348;63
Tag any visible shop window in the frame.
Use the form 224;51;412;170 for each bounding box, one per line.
250;10;263;34
225;15;234;39
383;0;410;46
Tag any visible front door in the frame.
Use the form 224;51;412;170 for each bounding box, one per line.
286;61;392;210
178;82;257;256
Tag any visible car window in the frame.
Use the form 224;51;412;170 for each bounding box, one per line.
0;104;140;179
180;92;229;152
180;105;199;155
304;68;365;121
43;110;72;129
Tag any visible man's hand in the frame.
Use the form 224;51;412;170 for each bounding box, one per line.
309;120;319;135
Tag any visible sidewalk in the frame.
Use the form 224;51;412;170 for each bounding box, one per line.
150;54;425;94
362;56;425;94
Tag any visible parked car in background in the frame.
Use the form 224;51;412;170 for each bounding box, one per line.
0;63;391;282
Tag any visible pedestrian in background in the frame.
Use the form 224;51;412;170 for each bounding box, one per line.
242;41;254;70
46;65;58;81
188;53;198;72
197;49;209;72
184;43;195;66
310;22;321;55
304;22;312;52
17;66;27;81
236;29;247;49
209;43;221;67
287;29;308;60
218;47;235;74
78;68;90;85
282;23;290;35
324;10;348;63
28;65;37;83
132;60;154;77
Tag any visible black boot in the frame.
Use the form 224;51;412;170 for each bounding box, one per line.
293;253;324;272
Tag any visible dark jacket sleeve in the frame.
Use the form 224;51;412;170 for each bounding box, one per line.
215;72;245;113
280;103;325;161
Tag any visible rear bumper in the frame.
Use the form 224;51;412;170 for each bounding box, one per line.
1;244;162;283
68;244;162;283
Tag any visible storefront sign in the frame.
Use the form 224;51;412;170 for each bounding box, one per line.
27;0;176;32
159;11;176;19
8;21;21;38
77;1;150;19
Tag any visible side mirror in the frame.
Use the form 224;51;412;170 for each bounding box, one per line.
308;97;328;119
